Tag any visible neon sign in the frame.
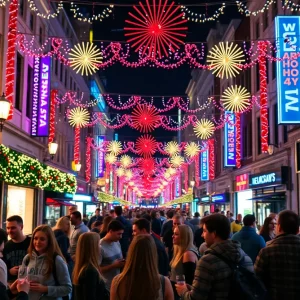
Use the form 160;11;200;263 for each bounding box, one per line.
97;136;105;178
224;111;236;166
200;146;209;181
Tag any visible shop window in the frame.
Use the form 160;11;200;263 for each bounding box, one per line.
26;65;33;118
7;186;34;235
257;117;261;155
45;205;61;226
15;53;24;111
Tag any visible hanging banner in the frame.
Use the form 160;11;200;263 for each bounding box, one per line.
31;56;51;136
275;16;300;124
224;111;236;167
200;146;209;181
97;136;106;178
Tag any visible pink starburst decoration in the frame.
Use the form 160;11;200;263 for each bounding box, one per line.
131;104;160;133
136;134;157;158
124;0;188;58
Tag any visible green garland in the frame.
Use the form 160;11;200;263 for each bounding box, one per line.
98;192;132;206
164;193;193;206
0;145;77;193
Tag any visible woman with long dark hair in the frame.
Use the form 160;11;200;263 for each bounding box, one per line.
110;235;174;300
260;217;276;243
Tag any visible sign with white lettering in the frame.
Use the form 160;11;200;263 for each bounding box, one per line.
275;16;300;124
211;193;230;203
31;56;51;136
97;136;105;178
224;111;236;166
249;171;282;188
200;147;209;181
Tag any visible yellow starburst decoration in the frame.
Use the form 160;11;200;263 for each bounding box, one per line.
207;42;245;79
164;172;171;179
170;155;184;168
185;142;201;158
193;119;215;140
107;141;122;155
116;167;125;177
68;107;90;127
165;141;180;156
120;155;132;168
166;167;176;175
125;169;133;180
69;42;103;76
221;85;251;113
105;153;117;164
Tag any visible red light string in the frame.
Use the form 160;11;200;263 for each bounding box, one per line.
258;41;269;153
235;113;241;169
5;0;18;120
74;126;80;164
49;90;58;144
208;139;215;180
85;137;93;182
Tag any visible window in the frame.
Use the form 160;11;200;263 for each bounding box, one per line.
15;53;24;111
29;12;35;32
257;117;261;155
26;65;33;118
69;77;73;90
256;65;260;92
283;126;288;143
64;69;68;87
272;1;278;20
19;0;25;17
60;64;64;82
273;104;278;146
242;121;253;158
39;26;44;45
73;81;76;91
55;58;58;76
255;20;260;39
263;10;268;30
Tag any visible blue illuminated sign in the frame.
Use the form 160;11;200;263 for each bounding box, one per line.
97;136;105;178
211;193;229;203
275;16;300;124
200;147;209;181
200;196;210;202
224;111;236;167
90;80;106;112
249;171;282;188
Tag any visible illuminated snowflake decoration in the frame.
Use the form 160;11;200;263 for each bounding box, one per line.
184;142;200;158
165;141;180;156
207;42;245;79
105;153;117;164
68;107;90;128
170;155;184;168
116;167;126;177
131;104;160;133
125;169;133;180
166;167;176;175
120;155;132;168
136;134;157;158
193;119;215;140
107;141;123;156
221;85;251;113
69;42;103;76
124;0;188;58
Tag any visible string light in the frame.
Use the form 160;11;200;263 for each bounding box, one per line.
68;107;90;128
69;42;103;76
107;141;123;156
221;85;251;113
105;153;117;164
170;155;184;168
125;169;133;180
193;119;215;140
236;0;275;16
165;141;180;156
208;139;215;180
27;0;63;19
116;167;126;177
49;90;58;144
283;1;300;11
207;42;245;79
184;142;200;158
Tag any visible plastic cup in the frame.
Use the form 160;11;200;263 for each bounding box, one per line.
176;274;185;285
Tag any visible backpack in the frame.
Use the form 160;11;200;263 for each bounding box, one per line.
211;252;267;300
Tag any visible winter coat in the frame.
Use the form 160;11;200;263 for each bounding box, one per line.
182;240;254;300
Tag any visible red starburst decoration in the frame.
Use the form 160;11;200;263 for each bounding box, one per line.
124;0;188;58
136;134;157;157
140;157;155;175
131;104;160;133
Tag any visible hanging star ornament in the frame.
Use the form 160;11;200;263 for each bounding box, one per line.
136;134;157;158
170;155;184;168
116;167;126;177
206;42;245;79
68;107;90;127
125;169;133;180
105;153;117;164
69;42;103;76
184;142;200;157
131;104;160;133
107;141;122;155
124;0;188;59
193;119;215;140
221;85;251;113
165;141;180;156
120;155;132;168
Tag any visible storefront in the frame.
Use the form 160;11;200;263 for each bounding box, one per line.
211;193;230;213
248;167;289;226
198;196;211;217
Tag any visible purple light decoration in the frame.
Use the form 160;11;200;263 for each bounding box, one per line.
200;144;209;181
224;111;236;167
97;136;105;178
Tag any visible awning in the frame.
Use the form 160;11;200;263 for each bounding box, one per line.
247;192;285;201
46;198;74;206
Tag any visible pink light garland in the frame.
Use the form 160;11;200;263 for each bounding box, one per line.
49;90;57;144
74;126;80;164
235;113;241;169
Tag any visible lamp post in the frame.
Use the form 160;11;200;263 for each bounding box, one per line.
0;93;11;144
190;180;196;215
44;141;58;162
75;162;81;172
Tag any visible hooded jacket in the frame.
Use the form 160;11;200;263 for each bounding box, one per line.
21;252;72;300
182;240;254;300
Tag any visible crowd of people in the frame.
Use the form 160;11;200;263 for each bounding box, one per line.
0;205;299;300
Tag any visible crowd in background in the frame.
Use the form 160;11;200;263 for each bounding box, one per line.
0;205;299;300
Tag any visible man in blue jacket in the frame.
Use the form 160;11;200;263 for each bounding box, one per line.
232;214;266;263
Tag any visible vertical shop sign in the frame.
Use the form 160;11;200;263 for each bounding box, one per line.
97;136;105;178
224;111;236;166
200;147;209;181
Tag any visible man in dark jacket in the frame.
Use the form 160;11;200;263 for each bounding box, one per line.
132;218;169;276
114;206;132;258
87;208;103;229
176;214;253;299
255;210;300;300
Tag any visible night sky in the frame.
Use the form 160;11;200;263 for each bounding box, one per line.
79;0;239;141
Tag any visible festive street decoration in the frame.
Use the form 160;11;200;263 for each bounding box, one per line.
165;141;180;156
105;153;117;164
69;42;102;76
107;141;123;155
5;0;18;120
221;85;251;113
170;155;184;168
124;0;188;58
193;119;215;140
237;0;275;16
164;193;193;207
120;155;132;168
125;169;133;180
116;167;126;177
0;145;76;193
140;158;155;175
85;137;93;182
98;192;132;206
136;135;157;157
27;0;64;19
131;104;160;132
48;90;58;144
208;139;215;180
207;42;245;79
184;142;200;158
235;113;241;169
258;41;269;153
68;107;90;128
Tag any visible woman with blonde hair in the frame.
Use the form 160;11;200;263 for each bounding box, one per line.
111;235;173;300
170;225;199;299
21;225;72;300
73;232;108;300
